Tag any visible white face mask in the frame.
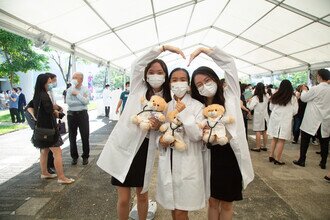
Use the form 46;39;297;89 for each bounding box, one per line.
198;81;217;97
171;81;189;98
147;74;165;89
71;79;78;86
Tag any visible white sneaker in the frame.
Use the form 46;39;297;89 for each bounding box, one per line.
129;200;157;220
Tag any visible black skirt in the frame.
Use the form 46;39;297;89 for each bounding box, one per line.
111;138;149;187
210;143;243;202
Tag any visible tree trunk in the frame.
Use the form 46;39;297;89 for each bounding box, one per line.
66;54;72;83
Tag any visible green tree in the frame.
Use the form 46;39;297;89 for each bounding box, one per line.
93;67;129;91
0;29;49;86
277;71;308;88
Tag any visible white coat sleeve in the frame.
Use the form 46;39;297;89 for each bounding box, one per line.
178;103;204;142
207;46;240;98
247;96;257;110
292;96;298;116
300;87;317;103
130;47;163;95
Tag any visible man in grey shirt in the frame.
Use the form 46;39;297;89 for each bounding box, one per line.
66;72;90;165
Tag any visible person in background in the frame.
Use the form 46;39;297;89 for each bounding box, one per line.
0;90;6;110
46;73;64;174
293;69;330;169
240;83;251;139
102;84;111;117
9;88;20;123
62;83;71;104
116;81;130;115
17;87;26;123
189;47;254;220
267;80;298;165
292;84;308;144
247;82;269;152
66;72;90;166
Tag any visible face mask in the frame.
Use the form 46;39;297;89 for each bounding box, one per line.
47;83;53;91
147;74;165;89
171;81;189;98
198;81;217;97
71;79;78;86
52;82;57;88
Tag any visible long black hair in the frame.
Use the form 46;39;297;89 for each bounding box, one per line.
144;59;171;102
191;66;225;106
169;67;190;83
32;74;50;111
271;79;294;106
254;82;266;103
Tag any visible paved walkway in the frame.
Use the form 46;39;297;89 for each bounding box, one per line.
0;112;329;219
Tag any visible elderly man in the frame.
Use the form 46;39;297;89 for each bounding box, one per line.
66;72;90;165
293;69;330;169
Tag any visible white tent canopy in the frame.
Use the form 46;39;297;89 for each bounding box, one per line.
0;0;329;77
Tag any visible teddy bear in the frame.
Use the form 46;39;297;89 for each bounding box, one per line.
159;110;186;151
131;95;167;131
199;104;235;147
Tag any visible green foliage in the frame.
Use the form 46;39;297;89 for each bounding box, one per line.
93;67;129;91
0;124;28;135
0;29;49;86
0;110;11;122
276;71;308;88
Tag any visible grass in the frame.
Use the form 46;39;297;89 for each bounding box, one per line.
0;123;28;135
0;110;11;122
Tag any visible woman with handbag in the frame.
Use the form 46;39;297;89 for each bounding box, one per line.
32;74;74;184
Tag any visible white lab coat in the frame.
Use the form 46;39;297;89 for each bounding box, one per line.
267;96;298;140
300;82;330;138
203;47;254;197
247;95;269;131
102;88;111;106
97;47;163;193
156;94;205;211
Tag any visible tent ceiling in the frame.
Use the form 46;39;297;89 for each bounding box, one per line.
0;0;329;77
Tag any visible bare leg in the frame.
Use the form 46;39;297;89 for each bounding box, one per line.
255;132;261;149
117;186;131;220
136;187;148;220
219;201;233;220
208;197;220;220
269;138;277;158
173;209;189;220
172;210;176;220
275;139;286;161
50;147;71;181
40;148;50;175
263;131;268;147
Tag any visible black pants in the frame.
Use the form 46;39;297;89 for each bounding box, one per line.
9;108;20;123
299;128;329;165
18;106;25;122
67;110;90;159
105;106;110;117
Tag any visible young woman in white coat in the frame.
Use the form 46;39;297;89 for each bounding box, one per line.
97;45;185;220
267;80;298;165
247;82;269;152
189;47;254;220
157;68;205;220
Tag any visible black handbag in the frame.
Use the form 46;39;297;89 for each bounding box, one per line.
58;120;67;135
33;99;56;142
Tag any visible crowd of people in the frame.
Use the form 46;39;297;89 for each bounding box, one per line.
2;44;329;220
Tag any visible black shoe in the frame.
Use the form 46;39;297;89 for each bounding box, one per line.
250;148;261;152
316;151;321;154
260;147;268;151
71;158;78;165
48;167;56;174
82;158;89;165
291;141;297;144
319;163;326;169
269;157;275;162
274;160;285;165
293;160;305;167
324;176;330;182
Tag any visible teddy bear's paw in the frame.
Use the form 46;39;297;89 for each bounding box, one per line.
218;137;228;145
